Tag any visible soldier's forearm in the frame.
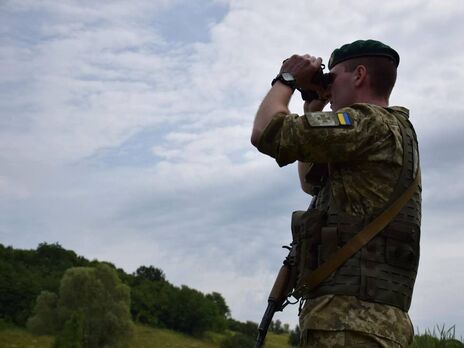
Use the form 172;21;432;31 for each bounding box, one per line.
251;82;293;146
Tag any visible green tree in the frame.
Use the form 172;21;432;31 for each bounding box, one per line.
53;313;83;348
130;278;171;326
206;292;230;318
58;264;134;347
273;319;283;333
288;325;301;346
134;266;165;282
166;285;219;335
27;290;59;334
28;263;134;348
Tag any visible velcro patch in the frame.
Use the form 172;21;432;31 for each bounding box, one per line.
304;111;352;127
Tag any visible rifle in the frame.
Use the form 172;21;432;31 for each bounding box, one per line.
255;192;319;348
254;242;297;348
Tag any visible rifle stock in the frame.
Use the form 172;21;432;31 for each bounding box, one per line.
255;190;319;348
255;256;294;348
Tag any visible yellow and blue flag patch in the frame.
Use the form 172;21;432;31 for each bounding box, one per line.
304;111;353;128
337;112;352;126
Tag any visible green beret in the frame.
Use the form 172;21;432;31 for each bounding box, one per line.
328;39;400;69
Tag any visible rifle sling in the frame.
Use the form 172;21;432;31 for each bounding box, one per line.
295;169;421;294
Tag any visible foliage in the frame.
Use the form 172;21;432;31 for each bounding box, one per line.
163;285;226;335
27;290;59;334
0;242;89;326
2;242;261;340
226;318;258;337
53;313;83;348
413;325;464;348
220;332;256;348
288;325;300;346
130;277;229;335
270;319;289;334
206;291;231;319
221;318;258;348
134;265;166;282
28;264;134;348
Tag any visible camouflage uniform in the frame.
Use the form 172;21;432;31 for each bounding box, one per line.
258;103;416;348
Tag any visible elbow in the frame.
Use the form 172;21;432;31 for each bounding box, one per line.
250;129;261;147
300;183;314;195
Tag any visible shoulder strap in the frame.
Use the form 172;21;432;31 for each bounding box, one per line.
292;170;420;298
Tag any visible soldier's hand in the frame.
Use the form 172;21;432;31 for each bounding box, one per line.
280;54;323;91
304;98;329;113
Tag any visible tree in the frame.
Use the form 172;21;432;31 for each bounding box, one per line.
27;291;59;334
134;265;165;282
28;263;134;348
273;319;282;333
226;319;258;337
53;313;83;348
288;325;301;347
206;292;230;318
58;264;134;347
166;285;220;335
130;278;170;326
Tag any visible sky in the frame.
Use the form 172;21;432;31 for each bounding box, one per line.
1;0;464;338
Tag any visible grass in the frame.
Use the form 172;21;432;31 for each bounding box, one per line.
130;325;219;348
412;325;464;348
0;324;292;348
130;326;292;348
1;323;462;348
0;325;54;348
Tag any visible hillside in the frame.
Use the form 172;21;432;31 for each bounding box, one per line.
0;323;292;348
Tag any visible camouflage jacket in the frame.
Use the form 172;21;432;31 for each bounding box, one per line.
257;103;417;346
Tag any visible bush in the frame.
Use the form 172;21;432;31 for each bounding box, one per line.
220;333;256;348
27;264;134;348
27;291;59;335
226;318;258;337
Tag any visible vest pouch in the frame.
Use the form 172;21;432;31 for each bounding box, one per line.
385;236;419;271
291;208;325;296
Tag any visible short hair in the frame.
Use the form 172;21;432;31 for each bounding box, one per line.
342;57;397;98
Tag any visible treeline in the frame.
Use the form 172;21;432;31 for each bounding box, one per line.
0;242;301;347
0;243;228;335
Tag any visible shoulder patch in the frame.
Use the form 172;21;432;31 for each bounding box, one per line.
304;111;352;127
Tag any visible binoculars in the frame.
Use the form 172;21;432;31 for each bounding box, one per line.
299;64;334;102
311;64;334;89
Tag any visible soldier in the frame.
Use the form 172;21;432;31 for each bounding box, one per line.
251;40;421;347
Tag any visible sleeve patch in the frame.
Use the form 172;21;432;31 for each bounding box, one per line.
305;111;352;127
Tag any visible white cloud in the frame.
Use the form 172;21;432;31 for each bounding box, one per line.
1;0;464;337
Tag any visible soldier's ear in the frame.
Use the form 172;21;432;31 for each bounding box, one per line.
353;65;367;87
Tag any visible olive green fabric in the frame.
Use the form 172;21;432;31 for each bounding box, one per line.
328;39;400;69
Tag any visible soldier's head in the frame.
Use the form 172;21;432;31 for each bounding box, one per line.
327;39;399;111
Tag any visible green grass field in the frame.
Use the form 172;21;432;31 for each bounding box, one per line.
0;325;54;348
2;324;462;348
0;324;292;348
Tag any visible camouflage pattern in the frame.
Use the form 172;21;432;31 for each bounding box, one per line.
257;103;416;347
257;103;406;216
299;295;413;347
300;328;403;347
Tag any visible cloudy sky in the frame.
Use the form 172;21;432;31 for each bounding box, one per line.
1;0;463;338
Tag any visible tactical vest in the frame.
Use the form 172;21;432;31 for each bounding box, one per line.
296;109;421;311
